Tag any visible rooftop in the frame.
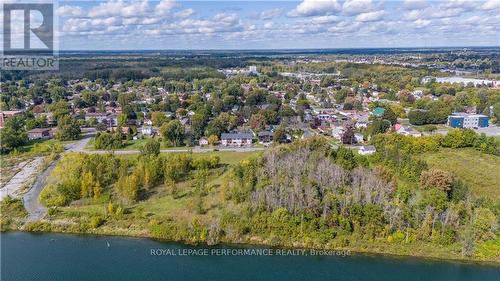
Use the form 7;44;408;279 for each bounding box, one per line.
221;132;253;139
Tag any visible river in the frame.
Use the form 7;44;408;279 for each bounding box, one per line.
1;232;498;281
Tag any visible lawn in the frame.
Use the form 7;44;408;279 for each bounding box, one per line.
421;148;500;202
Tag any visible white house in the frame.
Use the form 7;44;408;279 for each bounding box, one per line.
140;126;157;137
354;133;364;143
331;126;344;140
199;137;209;146
358;145;376;155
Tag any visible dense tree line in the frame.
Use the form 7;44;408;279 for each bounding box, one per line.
218;137;497;255
40;153;220;206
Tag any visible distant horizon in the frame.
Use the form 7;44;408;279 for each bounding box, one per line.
57;46;500;52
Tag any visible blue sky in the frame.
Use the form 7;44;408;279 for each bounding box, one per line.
21;0;500;49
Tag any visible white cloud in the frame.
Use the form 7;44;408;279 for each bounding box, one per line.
403;5;468;21
442;0;476;10
288;0;341;17
175;8;195;19
88;0;151;18
482;0;500;10
155;0;177;16
413;19;431;28
403;0;428;10
310;15;341;24
355;10;385;22
342;0;376;16
57;5;84;17
259;8;283;20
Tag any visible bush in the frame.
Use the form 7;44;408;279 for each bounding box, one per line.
387;230;406;243
89;216;105;228
140;138;160;156
473;208;497;241
94;132;123;150
418;189;449;212
39;184;70;207
441;129;477;148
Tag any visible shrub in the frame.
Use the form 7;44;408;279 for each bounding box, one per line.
89;216;105;228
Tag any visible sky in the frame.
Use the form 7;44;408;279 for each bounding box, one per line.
3;0;500;50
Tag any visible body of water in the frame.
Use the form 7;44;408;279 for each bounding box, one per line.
1;232;499;281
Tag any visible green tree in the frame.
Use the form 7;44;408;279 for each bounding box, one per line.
117;113;128;127
151;111;168;127
0;116;27;152
160;120;185;147
141;138;160;156
56;115;81;141
273;125;287;143
93;132;123;150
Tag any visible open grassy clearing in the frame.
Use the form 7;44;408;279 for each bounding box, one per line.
421;148;500;202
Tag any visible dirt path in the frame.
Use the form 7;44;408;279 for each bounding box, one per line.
21;133;94;222
23;159;59;222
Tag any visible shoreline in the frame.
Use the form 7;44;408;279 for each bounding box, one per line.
4;228;499;265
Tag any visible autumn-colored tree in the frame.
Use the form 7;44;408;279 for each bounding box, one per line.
151;111;168;127
80;171;96;198
249;113;267;130
419;168;453;192
208;135;219;146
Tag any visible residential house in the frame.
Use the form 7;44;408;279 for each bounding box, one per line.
331;126;344;140
0;110;23;128
395;125;422;137
358;145;376;155
140;126;157;137
85;112;117;126
199;137;209;146
143;118;153;126
354;133;364;143
27;128;53;140
258;131;273;143
221;133;253;147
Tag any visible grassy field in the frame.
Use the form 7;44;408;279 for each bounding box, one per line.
421;148;500;202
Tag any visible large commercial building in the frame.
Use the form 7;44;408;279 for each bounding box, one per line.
447;113;489;129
